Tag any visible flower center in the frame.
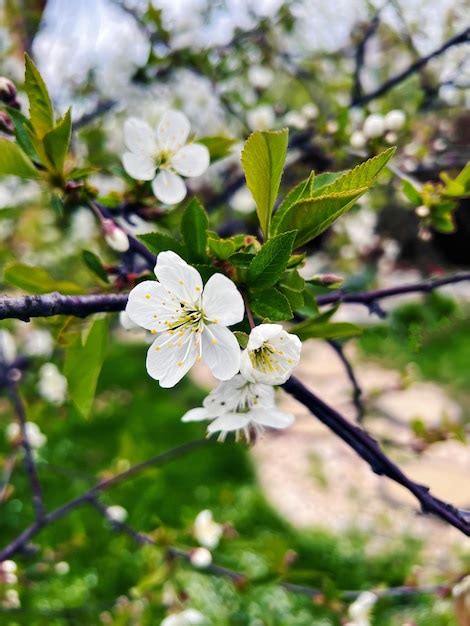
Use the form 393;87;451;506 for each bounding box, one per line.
156;148;174;169
249;343;280;373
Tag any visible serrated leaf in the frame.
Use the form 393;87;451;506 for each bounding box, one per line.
138;232;187;258
241;128;288;238
249;287;292;321
5;106;39;161
275;188;367;247
0;138;39;179
24;53;54;139
4;262;84;294
198;135;236;161
181;198;209;262
64;318;108;418
247;231;297;289
271;171;315;234
82;250;109;283
43;107;72;173
207;233;237;260
313;148;396;197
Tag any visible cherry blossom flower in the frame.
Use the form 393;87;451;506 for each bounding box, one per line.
240;324;301;385
161;609;205;626
38;363;68;405
190;547;212;568
247;104;275;131
106;505;128;523
193;509;223;549
345;591;378;626
122;111;210;205
384;109;406;131
182;373;294;442
126;251;244;388
0;329;16;364
6;421;47;449
362;114;385;138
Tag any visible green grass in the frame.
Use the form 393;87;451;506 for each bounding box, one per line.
0;336;461;625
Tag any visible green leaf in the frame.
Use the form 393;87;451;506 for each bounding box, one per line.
5;106;39;161
247;231;297;289
293;321;363;341
24;53;54;139
233;331;249;349
250;287;292;321
271;172;315;234
138;232;187;258
454;162;470;192
64;318;108;418
4;262;84;294
310;171;342;193
274;188;367;247
312;148;396;197
82;250;110;283
0;138;39;179
198;135;237;161
278;269;305;310
43;107;72;173
181;198;209;262
402;179;422;205
241;128;288;238
432;213;455;233
50;192;64;217
207;232;237;260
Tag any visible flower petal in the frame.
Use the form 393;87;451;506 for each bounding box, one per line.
123;117;156;155
247;323;283;350
181;407;210;422
154;250;203;304
157;110;190;151
202;273;244;326
125;280;180;331
152;170;187;205
207;412;250;434
202;324;241;380
249;408;294;429
171;143;210;177
146;331;196;388
122;151;156;181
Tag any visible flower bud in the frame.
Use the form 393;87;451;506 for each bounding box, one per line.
189;547;212;568
103;220;130;252
0;110;14;134
415;205;430;218
311;273;344;286
363;113;385;138
0;77;18;106
384;109;406;131
350;130;366;149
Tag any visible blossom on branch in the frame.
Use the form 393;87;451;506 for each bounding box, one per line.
122;111;210;205
182;373;294;442
193;509;223;549
126;251;244;387
161;608;205;626
240;324;301;385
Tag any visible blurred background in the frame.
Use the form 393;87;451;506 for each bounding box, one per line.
0;1;469;624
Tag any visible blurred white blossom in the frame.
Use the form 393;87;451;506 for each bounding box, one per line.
6;421;47;449
193;509;223;548
247;105;275;131
38;363;68;405
190;547;212;568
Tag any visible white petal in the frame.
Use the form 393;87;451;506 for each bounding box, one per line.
202;273;244;326
202;324;241;380
123;118;156;155
240;349;256;382
154;250;203;304
247;324;283;350
171;143;210;177
122;151;156;181
146;331;196;388
207;412;250;434
125;280;180;331
249;408;295;429
181;407;210;422
157;110;190;151
152;170;187;205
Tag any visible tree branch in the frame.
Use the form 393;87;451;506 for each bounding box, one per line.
326;339;365;421
282;376;470;535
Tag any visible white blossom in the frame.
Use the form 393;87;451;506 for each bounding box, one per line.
6;421;47;449
54;561;70;575
23;329;53;358
415;205;430;218
247;105;275;131
345;591;378;626
229;186;256;213
350;130;366;149
247;65;273;89
161;608;205;626
240;324;302;385
284;110;308;129
0;329;16;364
119;311;140;331
384;109;406;131
182;373;295;442
37;363;68;405
106;505;128;523
301;103;319;120
362;114;385;138
190;547;212;568
193;509;223;549
126;251;244;387
122;111;210;205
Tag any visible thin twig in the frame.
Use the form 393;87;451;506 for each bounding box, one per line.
326;339;365;421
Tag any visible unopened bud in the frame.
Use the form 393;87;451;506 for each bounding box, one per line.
189;547;212;568
103;220;130;252
0;111;14;133
418;227;432;241
415;205;430;218
0;77;19;107
311;273;344;286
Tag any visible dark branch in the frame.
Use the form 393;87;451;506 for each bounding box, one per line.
72;100;116;130
283;376;470;536
352;27;470;105
327;340;365;421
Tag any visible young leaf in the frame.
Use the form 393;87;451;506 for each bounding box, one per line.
24;53;54;138
241;128;288;238
4;262;84;294
402;179;422;205
293;320;363;340
82;250;110;283
198;136;237;161
0;138;39;179
181;198;209;262
64;318;108;419
43;107;72;173
275;188;367;247
249;287;292;321
271;172;315;234
207;233;237;260
247;231;297;289
138;232;187;258
5;106;39;161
